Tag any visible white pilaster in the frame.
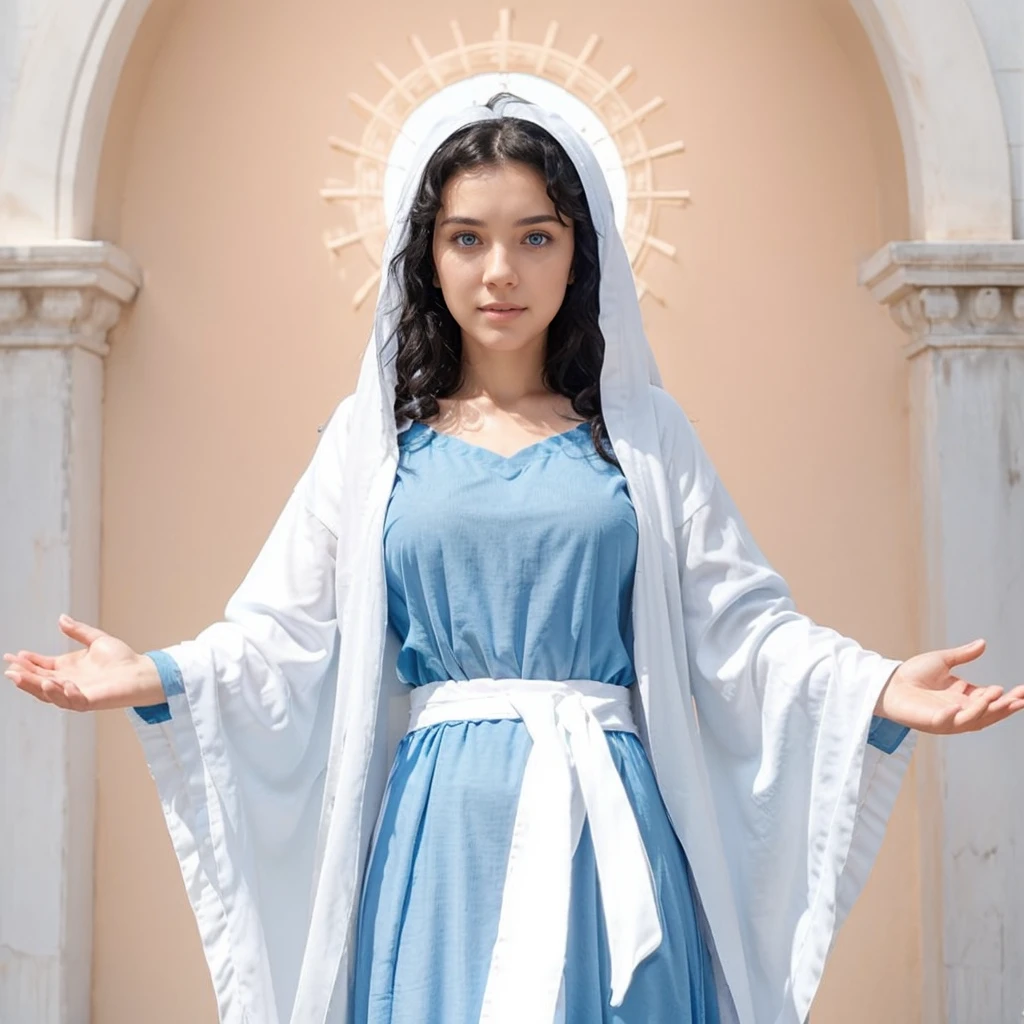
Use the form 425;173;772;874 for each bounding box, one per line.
861;241;1024;1022
0;242;140;1024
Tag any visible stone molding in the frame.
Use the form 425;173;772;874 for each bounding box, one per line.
859;241;1024;357
0;241;142;356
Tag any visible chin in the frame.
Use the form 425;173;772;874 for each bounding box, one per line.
472;331;536;351
462;318;541;347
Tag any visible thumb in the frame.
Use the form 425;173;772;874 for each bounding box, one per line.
58;614;107;648
942;637;987;668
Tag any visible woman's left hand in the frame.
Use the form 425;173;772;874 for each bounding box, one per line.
875;638;1024;734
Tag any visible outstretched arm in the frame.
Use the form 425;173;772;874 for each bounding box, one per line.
676;465;1024;755
4;397;353;770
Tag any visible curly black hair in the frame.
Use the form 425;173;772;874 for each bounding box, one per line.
388;93;617;465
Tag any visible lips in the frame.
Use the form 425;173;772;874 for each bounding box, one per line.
478;303;527;322
480;307;526;323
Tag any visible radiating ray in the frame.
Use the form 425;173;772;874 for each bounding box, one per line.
324;227;381;253
591;65;634;104
644;236;677;258
534;21;559;74
320;182;384;201
450;21;472;73
564;34;600;89
375;62;415;102
627;188;690;203
349;92;405;134
354;269;383;308
410;36;444;88
610;96;664;133
622;140;685;168
634;277;665;305
496;9;512;73
329;137;389;164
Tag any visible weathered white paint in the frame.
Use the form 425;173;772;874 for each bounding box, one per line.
0;0;154;239
0;243;140;1024
963;0;1024;235
861;240;1024;1022
848;0;1013;241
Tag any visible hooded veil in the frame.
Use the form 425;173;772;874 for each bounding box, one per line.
131;96;915;1024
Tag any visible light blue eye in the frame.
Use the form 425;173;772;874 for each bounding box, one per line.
525;233;549;247
454;233;478;247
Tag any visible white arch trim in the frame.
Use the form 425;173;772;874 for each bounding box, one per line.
849;0;1013;240
0;0;1015;243
0;0;153;240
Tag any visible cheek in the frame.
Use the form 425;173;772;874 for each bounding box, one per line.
530;252;573;304
434;251;476;298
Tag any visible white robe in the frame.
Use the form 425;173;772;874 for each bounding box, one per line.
130;99;915;1024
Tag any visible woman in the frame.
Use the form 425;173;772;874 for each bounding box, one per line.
5;94;1023;1024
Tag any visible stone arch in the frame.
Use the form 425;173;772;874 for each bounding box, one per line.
0;0;1013;243
848;0;1014;240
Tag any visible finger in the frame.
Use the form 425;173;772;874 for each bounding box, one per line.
929;702;961;731
985;692;1020;715
6;654;58;680
983;685;1024;714
62;680;92;713
942;638;987;669
40;677;72;710
18;650;58;672
945;682;1000;707
58;614;106;648
951;688;998;730
991;697;1024;718
970;701;1024;732
5;667;50;704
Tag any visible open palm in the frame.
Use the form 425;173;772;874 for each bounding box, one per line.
3;615;146;712
878;639;1024;734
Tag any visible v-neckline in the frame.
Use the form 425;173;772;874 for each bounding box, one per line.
409;420;590;462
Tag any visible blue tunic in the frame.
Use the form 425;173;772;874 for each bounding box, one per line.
352;419;720;1024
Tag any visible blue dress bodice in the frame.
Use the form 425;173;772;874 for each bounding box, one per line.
383;420;637;687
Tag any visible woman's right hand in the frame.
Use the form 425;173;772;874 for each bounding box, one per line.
3;614;164;712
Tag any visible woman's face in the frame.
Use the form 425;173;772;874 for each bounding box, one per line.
431;160;575;356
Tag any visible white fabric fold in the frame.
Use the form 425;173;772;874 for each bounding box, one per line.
407;678;663;1023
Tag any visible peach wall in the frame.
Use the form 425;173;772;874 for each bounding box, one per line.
92;0;919;1020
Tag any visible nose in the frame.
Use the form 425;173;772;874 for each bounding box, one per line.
482;244;518;289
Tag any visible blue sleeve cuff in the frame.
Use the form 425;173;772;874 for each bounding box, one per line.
147;650;185;696
131;651;184;724
867;714;910;755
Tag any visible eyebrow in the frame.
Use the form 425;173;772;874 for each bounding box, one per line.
437;214;564;228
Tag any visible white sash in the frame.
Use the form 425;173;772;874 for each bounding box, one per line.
407;677;664;1023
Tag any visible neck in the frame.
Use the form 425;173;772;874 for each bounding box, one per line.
456;332;549;408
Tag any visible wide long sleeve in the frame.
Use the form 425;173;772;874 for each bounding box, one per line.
151;482;340;779
127;396;354;1023
678;472;905;764
655;385;915;1022
679;477;917;1019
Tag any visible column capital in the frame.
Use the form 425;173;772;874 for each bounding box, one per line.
858;241;1024;358
0;241;142;356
